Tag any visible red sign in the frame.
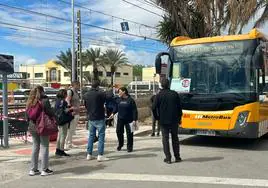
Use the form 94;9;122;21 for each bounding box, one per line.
51;83;61;89
182;79;190;88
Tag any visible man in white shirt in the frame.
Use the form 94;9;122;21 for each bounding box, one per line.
65;81;80;149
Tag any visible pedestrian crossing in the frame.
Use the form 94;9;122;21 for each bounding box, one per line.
63;172;268;187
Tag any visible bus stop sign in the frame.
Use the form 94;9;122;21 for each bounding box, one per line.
0;54;14;74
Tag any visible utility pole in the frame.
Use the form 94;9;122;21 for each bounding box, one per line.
77;10;83;99
2;73;9;148
71;0;76;82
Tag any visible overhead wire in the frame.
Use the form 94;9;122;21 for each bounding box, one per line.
134;0;166;12
0;3;161;41
121;0;162;18
0;21;161;53
56;0;157;30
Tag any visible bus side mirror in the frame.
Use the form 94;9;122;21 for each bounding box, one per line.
155;52;171;74
155;54;162;74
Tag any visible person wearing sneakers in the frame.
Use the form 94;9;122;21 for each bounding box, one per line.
83;79;109;162
152;78;182;164
65;81;80;149
26;86;54;176
55;89;74;157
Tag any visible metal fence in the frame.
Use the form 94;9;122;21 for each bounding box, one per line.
0;107;28;147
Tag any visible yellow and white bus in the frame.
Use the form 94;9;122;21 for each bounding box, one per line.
155;29;268;138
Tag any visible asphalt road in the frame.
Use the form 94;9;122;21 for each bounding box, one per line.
1;134;268;188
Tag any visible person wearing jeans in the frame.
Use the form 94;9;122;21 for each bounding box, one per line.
26;86;54;176
87;120;106;159
83;79;108;162
31;132;49;174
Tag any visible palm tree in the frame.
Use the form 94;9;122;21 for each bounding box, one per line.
83;48;102;81
156;0;268;44
224;0;268;34
101;49;128;85
56;48;72;70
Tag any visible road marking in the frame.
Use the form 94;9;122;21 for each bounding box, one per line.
63;173;268;187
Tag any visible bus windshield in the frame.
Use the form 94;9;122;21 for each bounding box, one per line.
171;40;257;94
170;40;258;110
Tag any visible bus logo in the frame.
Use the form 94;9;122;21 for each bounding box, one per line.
193;114;231;120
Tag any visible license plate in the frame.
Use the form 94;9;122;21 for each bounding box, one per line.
196;130;216;136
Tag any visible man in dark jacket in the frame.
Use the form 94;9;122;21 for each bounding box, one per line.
150;94;160;136
83;80;108;162
105;85;116;127
152;78;182;164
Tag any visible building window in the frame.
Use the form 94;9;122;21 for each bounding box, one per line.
50;68;57;81
115;72;121;77
106;72;112;77
58;70;61;82
27;73;30;78
123;73;129;76
35;73;43;78
64;72;70;77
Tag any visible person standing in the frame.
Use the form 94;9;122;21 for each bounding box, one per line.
150;94;160;136
111;87;138;152
83;80;109;161
152;78;182;164
26;86;54;176
105;85;116;127
65;81;80;149
55;89;74;157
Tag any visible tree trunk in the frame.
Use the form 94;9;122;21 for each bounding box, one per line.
93;61;99;81
111;72;114;86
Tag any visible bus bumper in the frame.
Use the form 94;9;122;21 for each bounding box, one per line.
178;122;259;139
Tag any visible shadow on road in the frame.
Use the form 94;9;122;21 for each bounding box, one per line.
133;147;162;152
108;153;157;161
180;135;268;151
54;164;106;175
183;156;224;162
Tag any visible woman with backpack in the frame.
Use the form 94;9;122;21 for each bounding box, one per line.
55;89;74;157
26;86;54;176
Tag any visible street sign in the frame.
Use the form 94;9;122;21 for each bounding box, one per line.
0;54;14;74
0;72;26;80
120;22;129;31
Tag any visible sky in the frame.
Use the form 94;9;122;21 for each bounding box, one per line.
0;0;267;71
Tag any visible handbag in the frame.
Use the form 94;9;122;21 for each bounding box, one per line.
36;104;58;136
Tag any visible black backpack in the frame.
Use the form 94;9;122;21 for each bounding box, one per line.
55;100;74;126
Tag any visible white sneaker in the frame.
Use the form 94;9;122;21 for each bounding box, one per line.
41;169;54;176
86;154;94;160
29;169;41;176
97;155;109;162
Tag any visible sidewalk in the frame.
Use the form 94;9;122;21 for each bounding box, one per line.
0;124;152;161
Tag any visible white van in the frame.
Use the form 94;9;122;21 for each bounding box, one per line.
127;81;160;93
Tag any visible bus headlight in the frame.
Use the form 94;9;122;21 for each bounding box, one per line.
236;111;249;126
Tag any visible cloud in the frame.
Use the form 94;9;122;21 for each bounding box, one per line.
15;55;38;67
126;50;157;65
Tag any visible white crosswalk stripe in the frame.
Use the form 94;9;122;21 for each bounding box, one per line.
63;173;268;187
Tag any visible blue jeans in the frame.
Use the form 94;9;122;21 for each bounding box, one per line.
87;119;106;155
